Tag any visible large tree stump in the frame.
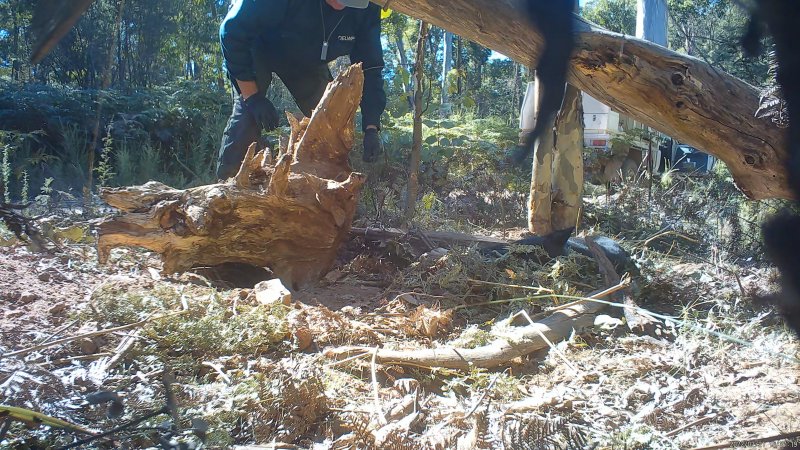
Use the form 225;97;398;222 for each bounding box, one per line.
96;65;367;290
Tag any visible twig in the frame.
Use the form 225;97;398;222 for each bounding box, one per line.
202;361;232;384
173;153;202;181
36;319;79;345
466;279;555;294
542;278;631;315
690;430;800;450
453;278;629;311
464;373;500;419
42;353;113;365
371;347;386;425
1;310;187;359
639;230;699;249
666;414;718;437
99;330;141;373
517;310;580;375
329;407;373;414
0;418;10;441
324;350;372;368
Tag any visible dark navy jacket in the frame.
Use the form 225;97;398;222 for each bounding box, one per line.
220;0;386;128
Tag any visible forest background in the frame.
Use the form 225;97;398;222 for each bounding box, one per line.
0;0;776;251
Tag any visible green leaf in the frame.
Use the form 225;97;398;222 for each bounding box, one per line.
424;135;438;145
462;96;476;110
421;145;436;163
398;67;411;88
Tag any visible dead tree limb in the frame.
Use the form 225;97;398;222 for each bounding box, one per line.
324;298;604;370
378;0;790;200
324;236;648;369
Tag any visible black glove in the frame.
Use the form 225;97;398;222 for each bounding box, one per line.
363;128;383;163
242;95;280;131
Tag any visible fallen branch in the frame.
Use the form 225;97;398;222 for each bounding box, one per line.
1;311;186;360
324;294;609;370
324;238;632;370
517;310;580;375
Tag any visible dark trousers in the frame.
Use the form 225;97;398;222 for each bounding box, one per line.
217;58;333;179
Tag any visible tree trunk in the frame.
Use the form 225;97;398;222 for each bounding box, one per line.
393;28;415;110
527;75;555;235
96;65;368;290
510;63;522;124
456;36;463;95
441;31;453;115
405;21;429;223
551;85;585;231
636;0;667;46
376;0;791;200
637;0;666;202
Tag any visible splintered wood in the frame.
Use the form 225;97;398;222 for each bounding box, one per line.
96;64;368;290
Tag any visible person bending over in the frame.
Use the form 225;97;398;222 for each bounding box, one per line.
217;0;386;179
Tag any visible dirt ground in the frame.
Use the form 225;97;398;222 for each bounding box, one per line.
1;232;799;449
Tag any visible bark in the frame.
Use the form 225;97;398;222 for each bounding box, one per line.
375;0;791;200
96;65;367;290
527;76;556;235
528;83;583;234
551;85;585;231
405;21;429;223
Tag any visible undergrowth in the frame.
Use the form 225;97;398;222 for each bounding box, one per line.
86;282;289;367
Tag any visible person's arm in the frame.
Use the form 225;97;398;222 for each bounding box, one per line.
220;0;288;99
350;5;386;131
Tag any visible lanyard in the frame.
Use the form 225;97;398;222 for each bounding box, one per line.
320;1;346;61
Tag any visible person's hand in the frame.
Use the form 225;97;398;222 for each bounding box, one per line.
363;127;383;163
243;95;280;131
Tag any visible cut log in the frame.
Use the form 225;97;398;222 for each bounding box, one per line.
377;0;790;200
96;65;368;290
